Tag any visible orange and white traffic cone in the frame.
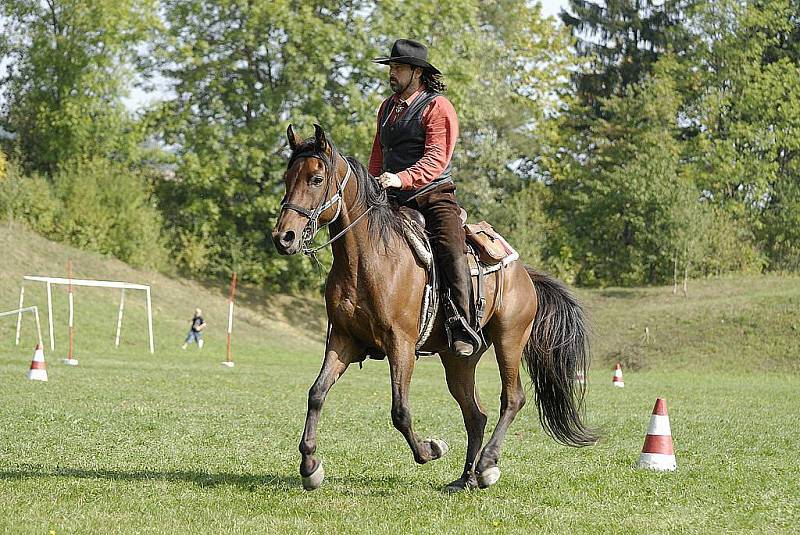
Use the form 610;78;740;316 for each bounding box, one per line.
637;398;676;471
27;344;48;382
612;362;624;388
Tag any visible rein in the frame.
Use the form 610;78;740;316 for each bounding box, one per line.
281;149;432;259
307;184;434;254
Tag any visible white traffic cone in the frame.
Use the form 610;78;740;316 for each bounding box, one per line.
612;362;624;388
27;344;48;382
637;398;676;471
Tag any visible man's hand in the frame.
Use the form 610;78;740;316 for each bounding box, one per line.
376;172;402;189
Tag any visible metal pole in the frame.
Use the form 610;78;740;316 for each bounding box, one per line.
0;306;42;348
115;288;126;348
226;272;237;364
14;286;24;345
46;281;54;352
68;259;74;360
145;287;154;354
33;306;43;348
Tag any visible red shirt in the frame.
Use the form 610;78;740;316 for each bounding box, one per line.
368;87;459;190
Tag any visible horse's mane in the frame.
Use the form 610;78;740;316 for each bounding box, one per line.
288;138;405;246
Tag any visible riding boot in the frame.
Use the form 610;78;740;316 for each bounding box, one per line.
415;182;479;357
441;252;478;357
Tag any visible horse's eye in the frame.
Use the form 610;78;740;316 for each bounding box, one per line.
310;175;324;187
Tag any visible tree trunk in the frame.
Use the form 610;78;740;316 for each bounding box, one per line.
673;257;678;295
682;261;690;297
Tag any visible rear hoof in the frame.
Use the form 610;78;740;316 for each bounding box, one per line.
477;466;501;488
301;462;325;491
429;438;449;459
444;472;478;493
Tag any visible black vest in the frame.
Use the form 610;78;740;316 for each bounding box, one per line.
380;90;453;199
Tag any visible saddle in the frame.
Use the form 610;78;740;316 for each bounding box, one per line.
399;207;519;355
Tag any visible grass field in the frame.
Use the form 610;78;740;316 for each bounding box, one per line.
1;224;799;533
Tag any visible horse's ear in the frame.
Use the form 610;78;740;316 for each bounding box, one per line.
287;124;302;151
313;123;329;154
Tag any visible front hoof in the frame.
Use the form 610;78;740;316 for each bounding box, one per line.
301;462;325;491
428;438;449;460
444;472;478;493
477;466;501;488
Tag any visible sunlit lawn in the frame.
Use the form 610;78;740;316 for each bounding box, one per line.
1;346;798;533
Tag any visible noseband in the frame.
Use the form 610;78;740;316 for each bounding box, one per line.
280;151;354;256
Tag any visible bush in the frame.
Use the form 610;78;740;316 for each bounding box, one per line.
51;157;169;269
0;158;61;234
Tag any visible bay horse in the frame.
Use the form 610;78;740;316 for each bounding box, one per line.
272;124;597;491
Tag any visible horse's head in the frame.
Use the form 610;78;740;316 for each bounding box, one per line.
272;123;348;255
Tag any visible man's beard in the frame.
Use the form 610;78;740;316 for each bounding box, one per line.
389;78;401;93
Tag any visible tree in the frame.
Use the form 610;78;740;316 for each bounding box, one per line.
150;0;379;288
0;0;168;268
0;0;160;173
152;0;575;285
685;0;800;269
561;0;694;108
546;58;707;286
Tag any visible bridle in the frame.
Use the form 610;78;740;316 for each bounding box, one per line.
279;150;371;257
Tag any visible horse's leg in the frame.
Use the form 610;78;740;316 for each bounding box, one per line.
388;340;450;464
440;351;487;492
299;330;358;490
474;320;533;488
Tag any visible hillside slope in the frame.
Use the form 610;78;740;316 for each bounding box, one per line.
1;222;797;373
0;222;323;362
582;273;800;373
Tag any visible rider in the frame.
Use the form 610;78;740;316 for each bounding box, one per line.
370;38;479;358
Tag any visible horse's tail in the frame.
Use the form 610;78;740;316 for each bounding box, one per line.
522;266;598;447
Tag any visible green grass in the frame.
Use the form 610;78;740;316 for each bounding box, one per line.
1;224;799;533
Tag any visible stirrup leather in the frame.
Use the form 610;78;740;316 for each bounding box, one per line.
442;290;483;353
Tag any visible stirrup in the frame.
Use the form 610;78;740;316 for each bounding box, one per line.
447;316;482;353
442;290;482;355
452;339;476;358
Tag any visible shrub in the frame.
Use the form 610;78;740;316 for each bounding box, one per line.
0;158;60;234
51;157;169;269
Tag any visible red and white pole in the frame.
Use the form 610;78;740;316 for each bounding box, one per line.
222;272;237;368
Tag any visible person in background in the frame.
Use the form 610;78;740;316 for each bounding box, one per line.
182;308;206;349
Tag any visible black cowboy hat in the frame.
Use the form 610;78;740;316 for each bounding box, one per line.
372;38;441;75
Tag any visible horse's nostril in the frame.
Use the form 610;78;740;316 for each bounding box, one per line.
281;231;295;245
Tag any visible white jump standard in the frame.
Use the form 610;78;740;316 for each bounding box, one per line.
222;272;237;368
20;276;155;354
3;305;44;349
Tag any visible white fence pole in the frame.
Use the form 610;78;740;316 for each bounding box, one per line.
145;287;154;354
46;281;54;352
15;286;24;346
1;306;43;348
33;306;43;348
115;288;126;348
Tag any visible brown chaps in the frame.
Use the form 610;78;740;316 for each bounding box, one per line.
410;182;473;326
